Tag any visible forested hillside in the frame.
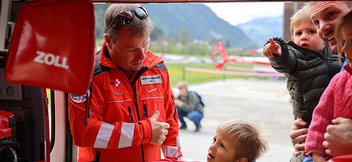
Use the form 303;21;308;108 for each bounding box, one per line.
94;3;259;49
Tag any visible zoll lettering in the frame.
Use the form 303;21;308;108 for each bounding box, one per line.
34;51;69;69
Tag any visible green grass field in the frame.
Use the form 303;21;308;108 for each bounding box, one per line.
166;62;250;88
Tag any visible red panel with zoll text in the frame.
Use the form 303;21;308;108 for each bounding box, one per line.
5;0;95;95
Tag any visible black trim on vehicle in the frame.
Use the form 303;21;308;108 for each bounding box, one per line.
65;94;73;162
50;90;56;153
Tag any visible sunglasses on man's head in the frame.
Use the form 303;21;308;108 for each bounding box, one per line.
116;7;149;26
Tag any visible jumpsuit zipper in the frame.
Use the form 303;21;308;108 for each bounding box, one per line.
95;151;100;162
128;106;134;122
143;104;148;118
131;66;149;162
133;85;145;162
119;65;149;162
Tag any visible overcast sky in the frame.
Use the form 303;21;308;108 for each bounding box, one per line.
205;2;284;26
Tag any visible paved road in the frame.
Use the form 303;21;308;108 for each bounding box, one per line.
175;78;294;162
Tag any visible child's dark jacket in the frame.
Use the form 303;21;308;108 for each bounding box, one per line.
267;37;341;124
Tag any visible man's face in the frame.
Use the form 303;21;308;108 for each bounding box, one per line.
207;131;239;162
292;21;324;52
310;1;351;53
341;23;352;67
177;87;187;97
106;28;149;71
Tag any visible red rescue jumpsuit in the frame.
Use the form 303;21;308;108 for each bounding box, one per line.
68;42;182;162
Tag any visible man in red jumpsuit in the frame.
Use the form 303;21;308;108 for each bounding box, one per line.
68;4;182;162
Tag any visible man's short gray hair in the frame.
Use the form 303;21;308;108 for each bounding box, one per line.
104;4;153;42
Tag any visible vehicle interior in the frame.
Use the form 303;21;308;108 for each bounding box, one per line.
0;0;315;161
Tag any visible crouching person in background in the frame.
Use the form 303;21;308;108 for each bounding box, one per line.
175;81;204;132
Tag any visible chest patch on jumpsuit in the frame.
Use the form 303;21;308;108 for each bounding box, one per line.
141;74;162;85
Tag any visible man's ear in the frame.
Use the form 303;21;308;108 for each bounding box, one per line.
236;157;248;162
104;33;112;51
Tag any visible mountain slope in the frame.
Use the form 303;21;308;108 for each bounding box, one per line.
146;4;259;49
94;4;263;49
236;16;283;46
